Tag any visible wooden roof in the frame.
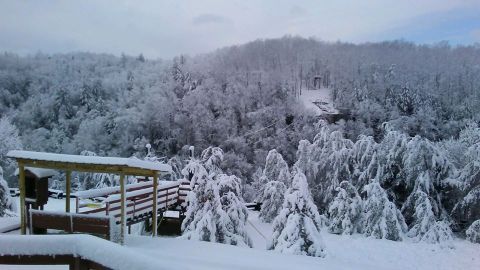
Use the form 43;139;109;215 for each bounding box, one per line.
7;150;172;177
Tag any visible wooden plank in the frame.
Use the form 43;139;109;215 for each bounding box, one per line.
120;174;125;245
19;163;26;235
31;215;70;231
153;176;159;230
72;223;109;235
66;170;71;213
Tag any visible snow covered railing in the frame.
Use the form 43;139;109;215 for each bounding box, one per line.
177;180;192;206
0;235;165;270
29;209;113;240
76;180;183;225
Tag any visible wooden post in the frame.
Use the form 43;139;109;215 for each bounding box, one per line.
152;173;158;237
65;171;71;213
120;174;125;245
19;163;26;235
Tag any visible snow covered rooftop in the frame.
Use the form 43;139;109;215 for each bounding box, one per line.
14;167;57;178
7;150;172;173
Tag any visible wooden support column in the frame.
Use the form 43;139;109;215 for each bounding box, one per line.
19;163;26;235
65;170;71;213
120;173;126;245
152;173;158;237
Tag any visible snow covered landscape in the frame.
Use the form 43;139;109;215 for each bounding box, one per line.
1;1;480;270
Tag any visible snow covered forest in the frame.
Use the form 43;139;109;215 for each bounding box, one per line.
1;36;480;249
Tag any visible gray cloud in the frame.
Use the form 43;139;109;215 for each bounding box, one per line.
192;14;232;26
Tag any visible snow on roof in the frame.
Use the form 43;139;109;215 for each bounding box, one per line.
14;167;57;178
7;150;172;173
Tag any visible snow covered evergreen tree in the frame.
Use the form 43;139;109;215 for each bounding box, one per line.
362;181;407;241
217;174;252;247
268;170;326;257
201;146;224;177
181;161;251;247
0;167;16;217
351;135;378;189
452;142;480;231
466;220;480;244
306;126;353;211
259;181;287;223
407;190;453;243
263;149;291;186
401;136;454;222
0;117;22;181
328;181;363;235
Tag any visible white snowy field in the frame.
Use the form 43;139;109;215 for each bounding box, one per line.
299;88;338;116
244;211;479;270
1;201;479;270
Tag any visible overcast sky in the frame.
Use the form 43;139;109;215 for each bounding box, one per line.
1;0;480;59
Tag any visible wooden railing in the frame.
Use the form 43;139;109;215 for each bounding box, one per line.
75;180;190;225
30;210;111;240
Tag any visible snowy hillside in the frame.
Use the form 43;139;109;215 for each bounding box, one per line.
299;88;338;116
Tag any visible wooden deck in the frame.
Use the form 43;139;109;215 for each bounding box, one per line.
75;180;191;226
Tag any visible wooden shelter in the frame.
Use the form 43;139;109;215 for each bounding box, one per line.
7;150;172;244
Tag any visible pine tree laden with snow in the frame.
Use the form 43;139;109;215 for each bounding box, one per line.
362;181;407;241
181;162;251;247
466;220;480;244
217;174;252;247
452;143;480;230
328;181;363;235
219;191;252;247
263;149;291;186
407;190;453;243
0;166;16;217
268;170;326;257
259;181;287;223
201;146;224;176
0;117;22;181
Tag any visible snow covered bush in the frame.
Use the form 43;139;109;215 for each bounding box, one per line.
259;181;287;223
362;181;407;241
328;181;363;235
0;166;16;216
466;220;480;243
268;170;326;257
407;191;453;243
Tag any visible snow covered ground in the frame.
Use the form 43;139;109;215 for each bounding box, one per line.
299;88;338;116
244;211;479;270
1;202;479;270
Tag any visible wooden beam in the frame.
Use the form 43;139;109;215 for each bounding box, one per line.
152;173;158;237
65;170;71;213
15;158;161;177
120;174;125;245
19;163;26;235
